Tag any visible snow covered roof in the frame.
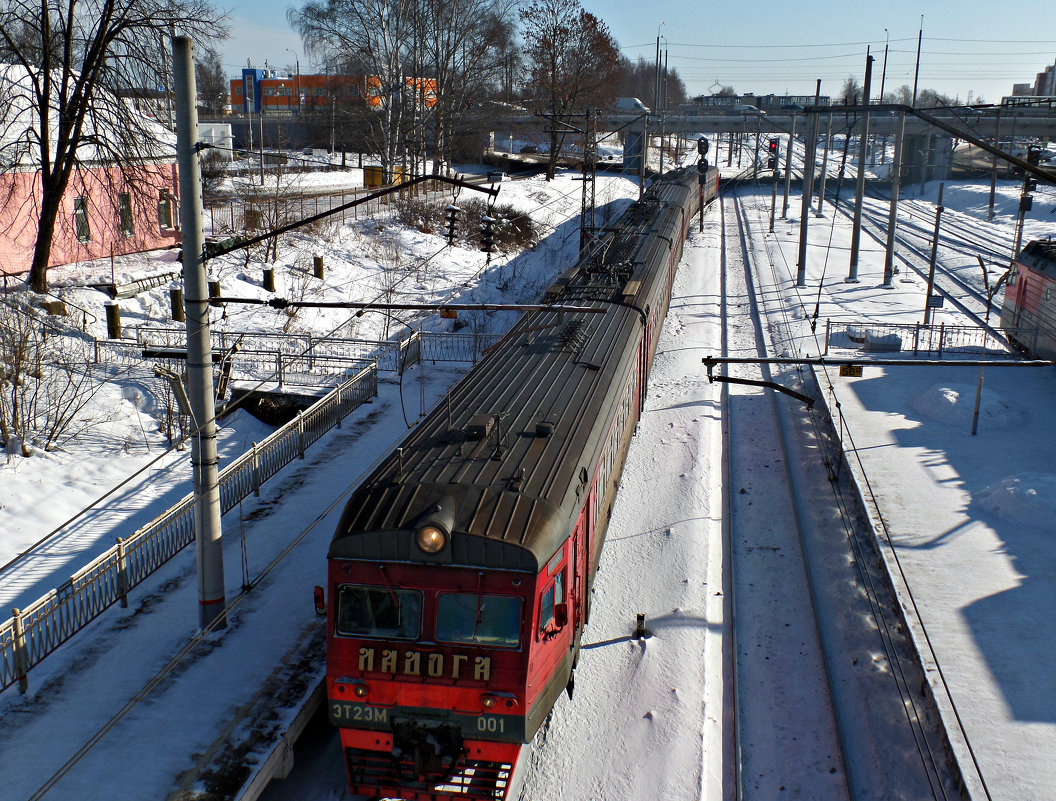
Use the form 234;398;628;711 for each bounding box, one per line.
0;62;177;171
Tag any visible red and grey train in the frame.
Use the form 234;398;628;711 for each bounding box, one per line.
1002;239;1056;360
318;164;721;799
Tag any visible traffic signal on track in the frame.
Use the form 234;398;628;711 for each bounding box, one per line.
697;137;709;156
767;138;779;170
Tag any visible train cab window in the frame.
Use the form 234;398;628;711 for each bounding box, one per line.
436;593;522;647
538;571;565;636
335;584;422;640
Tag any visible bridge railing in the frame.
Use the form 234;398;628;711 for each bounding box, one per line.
0;363;378;695
0;323;505;694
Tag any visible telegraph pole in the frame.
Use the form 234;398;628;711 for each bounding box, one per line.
796;109;819;287
781;115;795;218
815;112;832;216
847;50;873;283
172;35;227;630
923;183;945;325
882;110;906;287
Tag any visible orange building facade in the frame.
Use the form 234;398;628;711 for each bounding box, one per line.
230;73;437;114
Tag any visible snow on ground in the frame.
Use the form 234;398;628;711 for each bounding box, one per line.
1;149;1055;801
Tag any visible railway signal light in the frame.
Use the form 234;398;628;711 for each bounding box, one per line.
480;215;497;254
1026;146;1041;167
767;138;779;171
697;137;709;156
444;204;461;244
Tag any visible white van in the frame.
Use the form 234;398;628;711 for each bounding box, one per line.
615;97;650;114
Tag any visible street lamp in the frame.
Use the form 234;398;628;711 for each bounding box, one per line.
286;48;300;114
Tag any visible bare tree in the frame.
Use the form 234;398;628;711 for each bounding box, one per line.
840;75;863;105
290;0;414;184
0;300;106;456
519;0;621;179
614;55;687;108
418;0;517;172
195;48;229;118
0;0;228;294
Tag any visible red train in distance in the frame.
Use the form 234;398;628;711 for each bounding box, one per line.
1002;239;1056;361
316;163;720;800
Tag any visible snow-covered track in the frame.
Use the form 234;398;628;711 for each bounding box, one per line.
719;186;971;801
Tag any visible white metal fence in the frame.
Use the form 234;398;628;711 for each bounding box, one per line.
0;326;502;694
823;319;1033;357
0;364;377;694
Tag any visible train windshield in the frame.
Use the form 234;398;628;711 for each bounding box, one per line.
336;584;423;639
435;593;522;647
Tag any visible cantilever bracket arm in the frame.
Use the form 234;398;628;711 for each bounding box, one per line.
702;356;815;409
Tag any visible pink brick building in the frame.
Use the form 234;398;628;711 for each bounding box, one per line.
0;64;183;278
0;163;181;277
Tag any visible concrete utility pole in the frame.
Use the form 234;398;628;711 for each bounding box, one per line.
816;113;832;216
781;115;796;218
172;35;227;630
912;17;923;107
796;110;819;287
882;110;906;286
923;182;945;325
847;51;873;283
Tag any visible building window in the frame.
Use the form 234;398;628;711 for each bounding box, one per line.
73;197;91;242
158;191;174;230
118;192;135;237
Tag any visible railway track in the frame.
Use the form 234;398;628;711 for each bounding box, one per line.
718;184;971;800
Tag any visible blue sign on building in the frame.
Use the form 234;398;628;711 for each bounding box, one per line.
241;68;267;114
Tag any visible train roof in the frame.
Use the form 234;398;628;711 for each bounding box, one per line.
329;171;697;573
1019;239;1056;271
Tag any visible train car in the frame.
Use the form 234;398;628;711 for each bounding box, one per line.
1001;239;1056;360
318;164;720;800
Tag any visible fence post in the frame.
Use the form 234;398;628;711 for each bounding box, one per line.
277;354;284;389
12;608;28;694
914;323;920;356
116;537;129;608
336;384;343;429
938;322;945;358
298;411;306;459
252;442;261;496
823;319;830;356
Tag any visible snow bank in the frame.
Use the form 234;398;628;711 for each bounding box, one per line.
976;473;1056;524
909;382;1024;429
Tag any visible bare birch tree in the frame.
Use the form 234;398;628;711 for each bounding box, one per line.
289;0;414;184
0;0;227;293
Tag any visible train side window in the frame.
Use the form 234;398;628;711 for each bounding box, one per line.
335;584;423;640
538;571;565;636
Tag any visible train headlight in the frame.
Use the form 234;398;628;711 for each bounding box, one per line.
416;524;447;554
481;694;497;709
354;683;369;699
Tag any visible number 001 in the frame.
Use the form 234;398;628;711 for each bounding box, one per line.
477;716;505;733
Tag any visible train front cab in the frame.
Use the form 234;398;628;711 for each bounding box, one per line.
323;539;578;799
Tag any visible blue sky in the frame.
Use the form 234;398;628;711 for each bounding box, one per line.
217;0;1056;104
